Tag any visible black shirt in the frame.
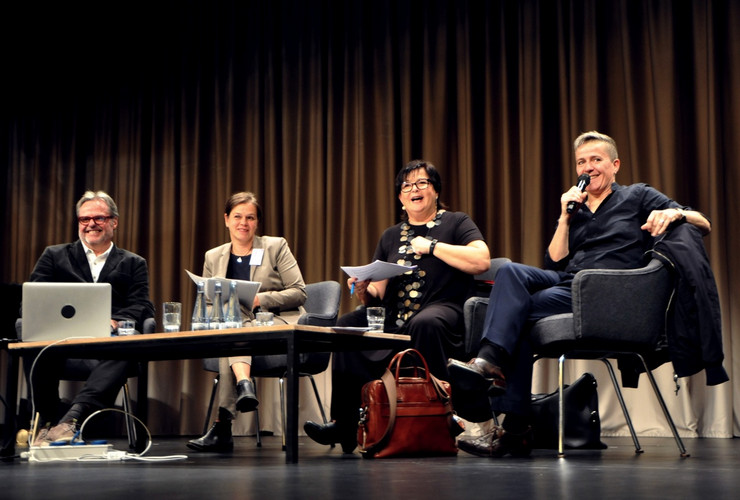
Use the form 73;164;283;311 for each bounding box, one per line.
373;211;485;327
545;182;685;274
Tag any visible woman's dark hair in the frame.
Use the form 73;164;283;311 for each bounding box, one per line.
224;191;262;221
394;159;443;197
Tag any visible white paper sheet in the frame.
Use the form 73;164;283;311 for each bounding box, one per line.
185;270;261;307
340;260;417;282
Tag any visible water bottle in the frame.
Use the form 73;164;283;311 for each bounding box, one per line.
223;280;242;329
209;281;225;329
191;281;209;331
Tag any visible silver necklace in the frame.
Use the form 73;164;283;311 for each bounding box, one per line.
234;251;251;263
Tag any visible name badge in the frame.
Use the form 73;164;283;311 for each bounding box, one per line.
250;248;264;266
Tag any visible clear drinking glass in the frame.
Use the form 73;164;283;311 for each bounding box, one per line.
118;320;136;336
255;311;274;326
163;302;182;332
366;307;385;331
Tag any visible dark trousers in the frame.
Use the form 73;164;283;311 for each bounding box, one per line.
330;303;463;441
481;262;573;416
25;357;131;425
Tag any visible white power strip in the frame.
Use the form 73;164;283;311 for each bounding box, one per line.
25;444;112;461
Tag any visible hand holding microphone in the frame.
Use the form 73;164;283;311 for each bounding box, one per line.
566;174;591;214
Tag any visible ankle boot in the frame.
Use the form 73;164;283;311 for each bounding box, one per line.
304;420;357;454
235;379;259;413
187;419;234;452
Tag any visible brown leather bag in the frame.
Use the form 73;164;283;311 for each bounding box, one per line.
357;348;458;458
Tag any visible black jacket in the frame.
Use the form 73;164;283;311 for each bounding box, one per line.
649;223;728;385
29;240;155;331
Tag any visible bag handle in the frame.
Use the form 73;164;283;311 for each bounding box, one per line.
390;349;450;403
430;374;452;404
389;348;431;382
391;350;455;436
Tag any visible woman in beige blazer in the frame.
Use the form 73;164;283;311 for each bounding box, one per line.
188;192;306;452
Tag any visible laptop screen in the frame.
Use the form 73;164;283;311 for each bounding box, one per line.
21;282;112;342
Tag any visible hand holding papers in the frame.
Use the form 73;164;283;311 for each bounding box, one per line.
341;260;417;282
185;270;261;308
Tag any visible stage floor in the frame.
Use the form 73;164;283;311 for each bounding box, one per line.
2;435;738;499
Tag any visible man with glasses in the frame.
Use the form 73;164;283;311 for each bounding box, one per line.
24;190;154;446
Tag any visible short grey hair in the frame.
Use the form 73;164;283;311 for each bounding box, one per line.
76;190;119;218
573;131;619;161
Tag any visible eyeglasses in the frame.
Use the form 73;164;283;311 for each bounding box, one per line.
400;178;431;193
78;215;113;226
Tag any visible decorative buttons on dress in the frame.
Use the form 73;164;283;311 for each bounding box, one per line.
393;210;445;327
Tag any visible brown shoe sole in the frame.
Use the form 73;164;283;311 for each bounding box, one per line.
448;358;507;396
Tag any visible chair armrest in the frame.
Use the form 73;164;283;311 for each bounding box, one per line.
297;313;338;328
463;296;489;358
572;259;672;345
142;317;156;334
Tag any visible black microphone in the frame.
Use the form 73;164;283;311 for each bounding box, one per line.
566;174;591;214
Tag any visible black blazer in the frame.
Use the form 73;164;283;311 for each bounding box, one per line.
29;240;155;331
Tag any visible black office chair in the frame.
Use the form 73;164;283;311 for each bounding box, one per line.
201;280;341;448
16;317;154;449
462;257;511;359
463;259;688;457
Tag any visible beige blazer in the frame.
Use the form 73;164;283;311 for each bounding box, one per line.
202;235;306;323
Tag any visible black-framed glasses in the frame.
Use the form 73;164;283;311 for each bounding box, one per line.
78;215;113;226
400;178;431;193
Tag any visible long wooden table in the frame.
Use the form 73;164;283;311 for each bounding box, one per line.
2;325;410;462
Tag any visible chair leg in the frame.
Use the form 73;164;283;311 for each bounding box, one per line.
203;375;219;435
304;373;328;424
304;373;334;449
557;355;565;458
634;353;689;457
279;377;286;451
122;383;137;449
599;358;642;454
252;378;261;448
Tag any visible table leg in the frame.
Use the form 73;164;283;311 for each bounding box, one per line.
1;351;18;457
137;362;149;424
284;335;299;464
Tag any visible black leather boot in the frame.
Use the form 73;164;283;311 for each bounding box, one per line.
187;416;234;452
235;379;259;413
304;420;356;454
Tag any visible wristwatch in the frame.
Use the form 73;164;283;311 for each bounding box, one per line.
429;239;438;255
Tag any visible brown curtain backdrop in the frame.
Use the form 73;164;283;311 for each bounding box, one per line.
2;0;738;438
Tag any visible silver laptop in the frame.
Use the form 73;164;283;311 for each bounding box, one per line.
21;282;112;341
